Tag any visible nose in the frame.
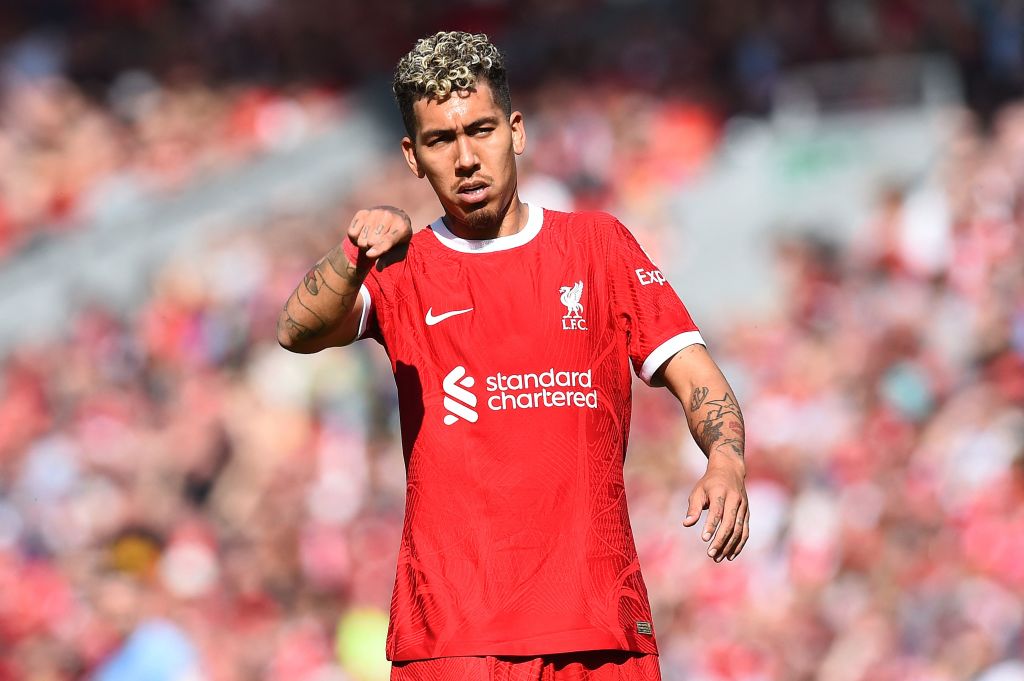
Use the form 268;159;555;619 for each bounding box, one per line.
454;134;478;174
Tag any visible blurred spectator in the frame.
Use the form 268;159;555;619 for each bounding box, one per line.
1;2;1023;679
1;0;1021;263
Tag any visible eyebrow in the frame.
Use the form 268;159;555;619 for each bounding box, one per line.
420;115;501;141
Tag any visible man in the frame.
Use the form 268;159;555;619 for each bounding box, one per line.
278;31;748;681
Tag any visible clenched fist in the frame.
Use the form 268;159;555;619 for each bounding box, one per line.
346;205;413;268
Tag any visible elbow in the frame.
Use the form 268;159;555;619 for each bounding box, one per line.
276;317;307;353
276;318;332;354
276;324;297;353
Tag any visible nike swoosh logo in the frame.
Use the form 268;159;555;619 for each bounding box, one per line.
425;307;474;326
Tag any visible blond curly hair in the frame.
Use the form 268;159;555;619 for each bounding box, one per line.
393;31;511;138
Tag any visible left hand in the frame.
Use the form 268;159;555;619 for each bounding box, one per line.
682;459;749;562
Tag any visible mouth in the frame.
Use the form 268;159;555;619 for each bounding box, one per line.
456;181;490;203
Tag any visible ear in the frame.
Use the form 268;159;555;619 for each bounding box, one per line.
510;111;526;156
401;137;425;178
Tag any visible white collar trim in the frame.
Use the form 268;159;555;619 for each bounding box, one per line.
429;204;543;253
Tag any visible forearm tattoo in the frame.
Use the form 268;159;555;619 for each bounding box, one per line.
693;391;745;459
690;386;709;412
324;244;368;284
280;301;324;341
279;244;364;343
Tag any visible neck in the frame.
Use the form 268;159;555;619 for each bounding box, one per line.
443;194;527;241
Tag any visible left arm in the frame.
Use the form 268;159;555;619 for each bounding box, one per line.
660;343;749;562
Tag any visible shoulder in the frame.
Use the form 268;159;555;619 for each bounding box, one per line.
540;208;624;238
551;209;621;229
546;210;633;251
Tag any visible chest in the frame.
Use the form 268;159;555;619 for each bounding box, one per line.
388;241;614;367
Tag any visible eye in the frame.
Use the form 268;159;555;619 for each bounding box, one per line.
472;127;494;136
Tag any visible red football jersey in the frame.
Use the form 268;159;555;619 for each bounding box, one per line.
357;206;704;661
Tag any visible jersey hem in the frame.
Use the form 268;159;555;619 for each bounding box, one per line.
639;330;706;385
387;628;658;662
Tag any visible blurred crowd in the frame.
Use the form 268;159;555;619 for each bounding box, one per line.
1;1;1024;680
0;70;341;259
643;102;1024;680
3;0;1024;260
1;87;1023;680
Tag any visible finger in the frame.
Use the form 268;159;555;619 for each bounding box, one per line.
365;224;400;258
702;491;726;543
730;516;750;560
683;485;708;527
347;212;366;240
708;494;739;559
356;222;372;250
721;502;746;560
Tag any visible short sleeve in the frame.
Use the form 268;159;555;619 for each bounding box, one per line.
356;269;386;346
606;218;704;386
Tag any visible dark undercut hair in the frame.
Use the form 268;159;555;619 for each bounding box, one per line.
393;30;512;140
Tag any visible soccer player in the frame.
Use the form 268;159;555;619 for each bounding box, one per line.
277;31;748;681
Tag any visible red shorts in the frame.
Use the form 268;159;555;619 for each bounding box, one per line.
390;651;662;681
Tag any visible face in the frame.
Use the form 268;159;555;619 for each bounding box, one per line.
401;81;526;231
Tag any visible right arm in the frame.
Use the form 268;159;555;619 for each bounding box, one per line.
276;206;412;353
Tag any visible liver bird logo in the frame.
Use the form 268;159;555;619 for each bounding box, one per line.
559;281;584;318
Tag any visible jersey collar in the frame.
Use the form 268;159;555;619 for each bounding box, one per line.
429;203;543;253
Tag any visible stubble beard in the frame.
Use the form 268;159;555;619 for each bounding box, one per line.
462;205;500;231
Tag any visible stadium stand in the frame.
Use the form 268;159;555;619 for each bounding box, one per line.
1;1;1022;680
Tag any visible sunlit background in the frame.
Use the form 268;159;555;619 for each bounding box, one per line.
1;1;1022;680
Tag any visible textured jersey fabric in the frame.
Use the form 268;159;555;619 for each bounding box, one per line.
357;206;703;661
390;651;662;681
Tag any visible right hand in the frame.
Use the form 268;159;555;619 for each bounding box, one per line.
347;205;413;267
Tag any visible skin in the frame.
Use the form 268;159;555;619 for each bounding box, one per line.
276;80;524;352
275;204;411;353
400;81;528;240
278;76;749;561
661;344;749;561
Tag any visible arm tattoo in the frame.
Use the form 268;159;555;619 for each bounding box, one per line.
323;245;366;283
694;391;745;459
696;418;724;453
303;268;320;295
303;264;343;297
690;386;709;412
717;438;743;456
294;293;327;326
280;308;322;341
